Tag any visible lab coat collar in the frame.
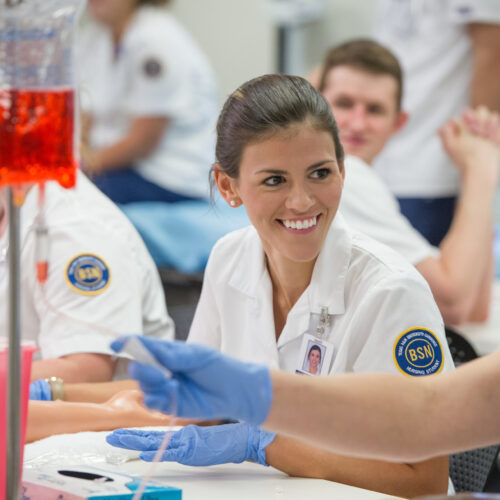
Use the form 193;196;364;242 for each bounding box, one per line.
227;213;351;317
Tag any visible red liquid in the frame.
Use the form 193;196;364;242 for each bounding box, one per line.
0;88;77;188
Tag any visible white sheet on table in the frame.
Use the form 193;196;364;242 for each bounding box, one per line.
24;426;181;469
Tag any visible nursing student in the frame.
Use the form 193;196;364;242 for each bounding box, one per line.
317;40;500;325
109;75;454;498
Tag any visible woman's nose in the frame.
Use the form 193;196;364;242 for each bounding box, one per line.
285;184;315;212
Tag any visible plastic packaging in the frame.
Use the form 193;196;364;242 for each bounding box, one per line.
0;0;83;188
0;340;36;500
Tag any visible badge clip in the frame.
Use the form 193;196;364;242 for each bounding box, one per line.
308;306;334;337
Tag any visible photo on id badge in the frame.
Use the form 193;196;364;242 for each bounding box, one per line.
296;334;334;376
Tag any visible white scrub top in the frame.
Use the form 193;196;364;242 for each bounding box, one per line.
0;172;174;376
341;156;439;265
78;6;218;199
373;0;500;197
188;214;454;377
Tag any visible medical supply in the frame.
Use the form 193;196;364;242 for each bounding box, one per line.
111;337;273;425
120;336;172;380
0;0;82;188
107;423;276;467
0;341;36;500
22;465;181;499
29;378;52;401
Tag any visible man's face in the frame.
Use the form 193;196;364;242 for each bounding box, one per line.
321;66;407;164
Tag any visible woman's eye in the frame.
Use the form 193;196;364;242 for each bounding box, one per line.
310;168;331;180
263;175;284;186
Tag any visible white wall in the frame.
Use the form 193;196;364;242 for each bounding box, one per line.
169;0;375;103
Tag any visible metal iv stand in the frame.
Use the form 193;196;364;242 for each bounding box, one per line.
6;187;23;500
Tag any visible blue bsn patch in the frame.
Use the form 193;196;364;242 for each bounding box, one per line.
66;254;110;295
393;328;443;376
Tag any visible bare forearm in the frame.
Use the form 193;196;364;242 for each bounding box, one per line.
420;172;496;323
265;355;500;461
266;435;448;498
465;247;494;322
31;354;115;383
469;24;500;112
90;117;168;173
26;399;171;443
64;380;139;403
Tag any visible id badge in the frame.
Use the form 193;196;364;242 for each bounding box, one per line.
295;333;335;376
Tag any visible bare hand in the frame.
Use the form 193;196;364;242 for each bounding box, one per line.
439;107;500;183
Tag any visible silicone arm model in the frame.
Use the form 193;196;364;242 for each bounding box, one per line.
113;338;500;464
415;108;500;324
26;390;173;443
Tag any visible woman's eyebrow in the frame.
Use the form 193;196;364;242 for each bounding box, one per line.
255;159;336;176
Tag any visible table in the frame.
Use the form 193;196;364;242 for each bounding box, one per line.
111;460;404;500
23;431;403;500
456;281;500;356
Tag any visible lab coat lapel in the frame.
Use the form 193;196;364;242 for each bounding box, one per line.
277;213;351;348
227;227;280;367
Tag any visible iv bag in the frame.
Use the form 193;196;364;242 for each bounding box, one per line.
0;0;84;188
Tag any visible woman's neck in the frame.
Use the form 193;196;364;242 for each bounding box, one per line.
266;251;316;338
109;8;135;46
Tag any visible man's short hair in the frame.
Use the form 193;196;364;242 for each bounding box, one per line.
318;39;403;110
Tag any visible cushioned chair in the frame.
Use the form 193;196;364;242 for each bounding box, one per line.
450;445;500;493
445;327;479;366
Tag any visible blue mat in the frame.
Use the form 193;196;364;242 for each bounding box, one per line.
121;197;250;274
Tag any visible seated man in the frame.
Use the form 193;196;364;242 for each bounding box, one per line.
317;39;499;325
0;171;174;382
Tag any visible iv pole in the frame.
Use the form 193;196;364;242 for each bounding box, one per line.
6;186;22;500
4;0;25;495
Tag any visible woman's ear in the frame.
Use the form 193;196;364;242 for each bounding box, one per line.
214;165;242;207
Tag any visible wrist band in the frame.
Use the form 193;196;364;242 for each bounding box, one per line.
45;376;65;401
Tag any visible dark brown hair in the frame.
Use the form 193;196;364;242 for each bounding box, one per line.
214;74;344;185
318;39;403;110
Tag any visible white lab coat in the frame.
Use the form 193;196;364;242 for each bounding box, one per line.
188;214;454;376
0;172;174;377
78;6;218;199
341;155;439;265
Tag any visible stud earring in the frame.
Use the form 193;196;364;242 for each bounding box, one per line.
230;200;236;207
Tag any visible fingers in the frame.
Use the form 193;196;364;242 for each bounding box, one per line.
106;430;167;451
462;106;500;144
140;449;180;463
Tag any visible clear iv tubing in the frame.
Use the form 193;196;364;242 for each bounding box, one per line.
33;184;177;500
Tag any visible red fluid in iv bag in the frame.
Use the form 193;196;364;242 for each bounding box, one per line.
0;88;77;188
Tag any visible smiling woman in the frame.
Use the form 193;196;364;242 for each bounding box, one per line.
113;75;455;498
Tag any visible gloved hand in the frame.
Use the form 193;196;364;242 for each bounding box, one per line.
106;423;276;466
29;379;52;401
110;337;272;425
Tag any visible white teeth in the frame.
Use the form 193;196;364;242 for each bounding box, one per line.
283;216;317;229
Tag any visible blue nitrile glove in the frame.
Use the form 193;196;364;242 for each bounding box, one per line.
106;423;276;466
29;379;52;401
110;337;272;426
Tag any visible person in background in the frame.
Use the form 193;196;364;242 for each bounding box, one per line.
317;39;500;325
78;0;218;204
111;74;454;498
372;0;500;245
0;171;174;383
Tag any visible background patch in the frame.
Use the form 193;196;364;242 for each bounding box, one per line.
142;57;162;78
393;327;443;376
66;254;110;295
